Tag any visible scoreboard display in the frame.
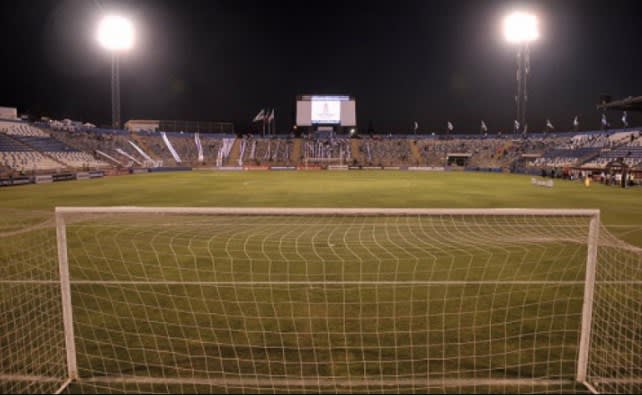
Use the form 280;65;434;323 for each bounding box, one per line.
296;95;356;127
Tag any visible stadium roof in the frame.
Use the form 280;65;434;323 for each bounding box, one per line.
596;96;642;112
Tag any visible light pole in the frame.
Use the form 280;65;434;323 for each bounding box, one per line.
97;16;134;129
504;12;539;132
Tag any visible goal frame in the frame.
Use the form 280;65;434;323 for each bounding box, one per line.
53;206;601;393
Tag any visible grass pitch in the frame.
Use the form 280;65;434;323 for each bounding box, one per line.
1;170;641;244
1;171;641;394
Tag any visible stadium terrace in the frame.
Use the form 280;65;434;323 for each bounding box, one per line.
1;117;641;188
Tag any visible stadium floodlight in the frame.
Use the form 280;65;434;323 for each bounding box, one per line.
503;12;539;44
97;16;135;51
504;11;538;134
97;15;135;129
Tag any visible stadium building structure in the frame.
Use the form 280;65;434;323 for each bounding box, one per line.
125;119;234;134
1;112;642;187
597;95;642;113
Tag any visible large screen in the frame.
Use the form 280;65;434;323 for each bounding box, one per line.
296;101;312;126
340;100;356;127
311;99;341;124
296;95;356;127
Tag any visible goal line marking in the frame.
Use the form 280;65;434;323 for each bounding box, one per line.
79;375;577;389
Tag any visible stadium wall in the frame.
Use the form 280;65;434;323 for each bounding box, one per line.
0;106;18;120
148;166;192;173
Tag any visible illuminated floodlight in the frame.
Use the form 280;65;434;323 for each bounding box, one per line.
97;16;135;51
504;12;539;44
97;15;134;128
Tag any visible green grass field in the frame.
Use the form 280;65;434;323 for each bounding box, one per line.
1;171;641;394
2;170;642;243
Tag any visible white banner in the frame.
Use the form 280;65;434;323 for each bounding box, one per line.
96;149;123;165
161;132;182;163
128;140;153;162
116;148;142;165
194;133;204;162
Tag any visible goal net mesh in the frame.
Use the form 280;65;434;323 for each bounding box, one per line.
1;208;641;394
0;209;66;394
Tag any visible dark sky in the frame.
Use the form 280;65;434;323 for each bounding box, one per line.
1;0;642;133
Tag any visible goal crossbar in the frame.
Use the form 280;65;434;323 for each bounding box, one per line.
55;206;601;217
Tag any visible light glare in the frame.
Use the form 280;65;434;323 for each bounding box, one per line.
97;16;134;51
504;12;539;44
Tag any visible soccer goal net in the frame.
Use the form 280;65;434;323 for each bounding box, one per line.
1;207;641;394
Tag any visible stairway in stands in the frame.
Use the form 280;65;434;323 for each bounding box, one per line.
291;138;302;165
408;140;423;166
225;138;241;166
350;139;363;165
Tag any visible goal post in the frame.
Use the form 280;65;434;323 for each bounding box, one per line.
3;206;641;394
576;211;599;387
55;212;78;382
57;207;606;393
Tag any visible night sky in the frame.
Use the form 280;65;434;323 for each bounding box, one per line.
1;0;642;133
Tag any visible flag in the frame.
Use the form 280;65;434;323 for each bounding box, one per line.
573;115;579;128
252;109;265;122
514;120;520;132
268;108;275;122
447;121;454;132
481;120;487;133
413;121;418;132
523;123;528;133
622;111;628;127
601;113;609;128
546;119;554;130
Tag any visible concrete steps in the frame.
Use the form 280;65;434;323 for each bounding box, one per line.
351;139;363;164
225;138;241;166
291;138;302;165
409;140;423;166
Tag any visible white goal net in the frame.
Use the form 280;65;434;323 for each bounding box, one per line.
1;207;641;394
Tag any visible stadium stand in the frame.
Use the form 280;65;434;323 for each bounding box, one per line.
0;148;63;172
0;132;30;153
200;135;225;164
3;119;642;179
582;132;642;168
48;152;110;169
9;129;110;169
360;136;411;166
0;124;66;172
165;132;200;163
527;131;636;169
48;128;150;167
0;121;49;137
302;137;350;165
134;131;174;164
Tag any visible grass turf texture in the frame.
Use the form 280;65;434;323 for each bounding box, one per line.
1;171;640;394
1;171;641;244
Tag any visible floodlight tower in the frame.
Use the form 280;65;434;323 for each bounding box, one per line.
504;12;539;132
97;16;135;129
